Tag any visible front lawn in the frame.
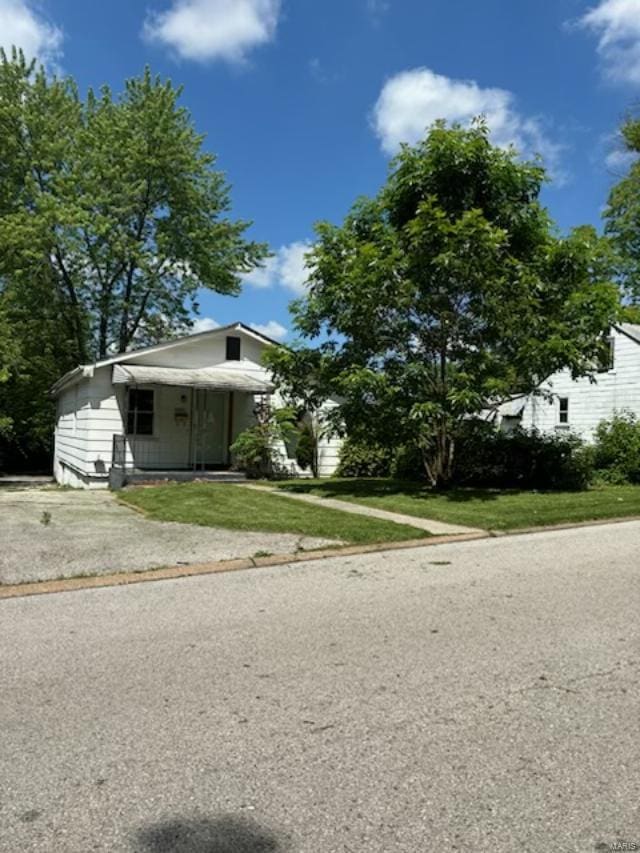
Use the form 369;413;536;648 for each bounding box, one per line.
120;482;430;545
270;478;640;531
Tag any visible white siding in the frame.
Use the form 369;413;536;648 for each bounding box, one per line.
134;331;268;375
54;366;123;487
520;327;640;442
317;400;342;477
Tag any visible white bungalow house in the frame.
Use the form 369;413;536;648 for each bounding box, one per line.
51;322;342;489
495;323;640;440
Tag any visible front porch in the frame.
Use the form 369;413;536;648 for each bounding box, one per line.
108;364;277;488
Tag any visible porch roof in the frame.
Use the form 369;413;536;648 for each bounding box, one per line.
498;397;527;417
112;364;274;393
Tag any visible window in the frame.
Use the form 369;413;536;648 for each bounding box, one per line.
558;397;569;425
127;388;154;436
226;336;241;361
598;336;615;372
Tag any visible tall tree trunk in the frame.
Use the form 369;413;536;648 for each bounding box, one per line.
117;262;135;353
50;251;87;363
311;421;319;479
422;419;455;490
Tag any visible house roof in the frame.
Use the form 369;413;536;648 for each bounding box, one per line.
50;322;280;396
616;323;640;346
498;397;527;417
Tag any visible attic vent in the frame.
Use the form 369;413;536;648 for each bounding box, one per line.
226;336;241;361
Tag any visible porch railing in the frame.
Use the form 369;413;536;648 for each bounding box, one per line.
110;433;231;473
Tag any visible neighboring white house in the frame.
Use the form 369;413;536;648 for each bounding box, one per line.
495;323;640;441
51;323;342;489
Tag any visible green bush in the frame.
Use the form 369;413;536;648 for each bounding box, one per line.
295;423;316;473
230;405;297;479
337;436;393;478
229;425;276;478
592;412;640;484
337;423;593;490
452;422;592;491
389;443;425;480
337;437;426;480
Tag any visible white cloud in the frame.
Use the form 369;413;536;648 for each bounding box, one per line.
242;241;313;295
605;146;639;171
372;67;565;179
241;254;279;289
279;242;312;295
309;57;329;84
251;320;288;341
366;0;390;24
191;316;219;333
143;0;280;63
579;0;640;84
191;316;287;340
599;129;640;172
0;0;63;65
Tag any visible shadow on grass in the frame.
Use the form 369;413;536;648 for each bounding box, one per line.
276;478;509;504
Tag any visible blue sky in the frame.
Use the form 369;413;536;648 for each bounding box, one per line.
2;0;640;341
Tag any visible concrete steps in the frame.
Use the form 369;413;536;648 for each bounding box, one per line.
124;469;248;485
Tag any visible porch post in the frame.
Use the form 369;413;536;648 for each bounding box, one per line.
227;391;234;463
188;387;195;471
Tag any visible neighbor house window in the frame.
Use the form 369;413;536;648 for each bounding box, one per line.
226;336;241;360
598;336;615;372
558;397;569;425
127;388;154;436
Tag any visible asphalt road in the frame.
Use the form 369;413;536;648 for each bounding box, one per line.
1;522;639;853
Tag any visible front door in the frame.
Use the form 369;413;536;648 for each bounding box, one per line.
191;390;228;469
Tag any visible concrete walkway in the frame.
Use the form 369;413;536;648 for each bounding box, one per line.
242;483;484;536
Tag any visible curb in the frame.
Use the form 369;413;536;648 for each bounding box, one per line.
492;513;640;538
0;531;487;601
3;513;640;602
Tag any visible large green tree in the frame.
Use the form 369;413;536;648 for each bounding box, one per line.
605;116;640;305
285;122;618;487
0;51;267;362
0;302;19;439
0;51;266;467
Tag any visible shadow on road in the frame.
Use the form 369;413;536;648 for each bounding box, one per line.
135;814;292;853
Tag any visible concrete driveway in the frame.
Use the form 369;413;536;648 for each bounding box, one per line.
0;487;338;585
1;521;639;852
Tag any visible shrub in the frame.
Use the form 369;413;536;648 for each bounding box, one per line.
452;422;592;491
230;404;296;479
390;443;425;480
337;438;425;480
558;444;595;492
337;436;393;478
229;425;278;478
592;412;640;484
336;423;593;490
295;423;316;473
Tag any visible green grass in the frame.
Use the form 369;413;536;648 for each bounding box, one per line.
268;478;640;531
119;482;430;545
